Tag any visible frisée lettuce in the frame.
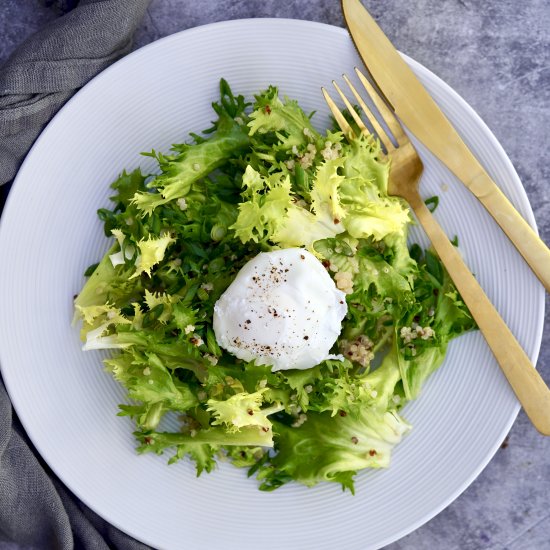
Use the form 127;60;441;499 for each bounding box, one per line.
74;80;475;492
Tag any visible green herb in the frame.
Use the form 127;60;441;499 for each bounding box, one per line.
424;195;439;213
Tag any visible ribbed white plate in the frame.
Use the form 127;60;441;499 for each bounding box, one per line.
0;19;544;550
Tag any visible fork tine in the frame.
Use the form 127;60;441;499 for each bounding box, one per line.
331;81;369;136
340;74;395;152
321;87;355;140
354;68;407;144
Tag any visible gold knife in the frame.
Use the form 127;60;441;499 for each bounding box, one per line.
342;0;550;292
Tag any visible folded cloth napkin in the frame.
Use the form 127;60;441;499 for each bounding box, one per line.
0;1;152;548
0;0;150;187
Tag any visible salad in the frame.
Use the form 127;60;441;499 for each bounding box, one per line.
74;80;475;493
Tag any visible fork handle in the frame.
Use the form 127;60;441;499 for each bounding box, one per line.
408;192;550;435
467;170;550;293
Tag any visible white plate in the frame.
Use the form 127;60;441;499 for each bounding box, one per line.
0;19;544;550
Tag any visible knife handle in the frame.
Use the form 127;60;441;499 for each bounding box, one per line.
466;170;550;292
409;193;550;435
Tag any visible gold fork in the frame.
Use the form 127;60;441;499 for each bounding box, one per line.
323;68;550;435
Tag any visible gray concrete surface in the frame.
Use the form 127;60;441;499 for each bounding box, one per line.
1;1;549;548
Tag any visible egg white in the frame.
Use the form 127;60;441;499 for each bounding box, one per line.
213;248;348;371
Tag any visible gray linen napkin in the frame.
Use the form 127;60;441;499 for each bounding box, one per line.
0;1;153;548
0;0;150;186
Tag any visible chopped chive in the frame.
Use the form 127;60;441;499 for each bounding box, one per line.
206;328;222;356
425;250;444;286
84;262;99;277
424;196;439;213
197;287;210;301
409;243;423;263
150;213;161;235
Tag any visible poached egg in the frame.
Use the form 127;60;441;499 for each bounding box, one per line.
213;248;347;371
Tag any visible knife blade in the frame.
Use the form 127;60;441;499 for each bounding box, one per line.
342;0;550;292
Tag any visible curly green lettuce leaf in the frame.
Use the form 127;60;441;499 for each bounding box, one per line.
132;82;250;214
74;244;142;313
248;85;320;153
207;388;284;438
231;166;292;244
270;138;408;251
260;407;410;493
106;351;197;419
248;348;409;493
271;159;346;250
129;233;176;278
270;205;338;250
135;425;275;476
310;157;347;223
337;137;410;241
